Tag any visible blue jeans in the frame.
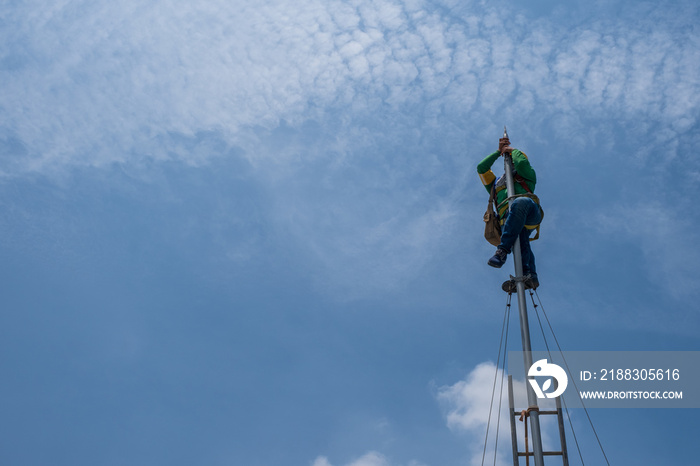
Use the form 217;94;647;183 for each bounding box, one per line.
498;197;542;279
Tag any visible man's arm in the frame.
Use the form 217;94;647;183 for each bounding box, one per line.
477;151;501;193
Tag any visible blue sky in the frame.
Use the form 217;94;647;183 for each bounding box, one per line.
1;0;699;464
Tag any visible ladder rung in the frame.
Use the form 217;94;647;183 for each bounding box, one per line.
518;451;564;457
512;410;558;416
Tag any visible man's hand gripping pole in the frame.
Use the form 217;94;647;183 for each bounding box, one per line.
499;126;513;155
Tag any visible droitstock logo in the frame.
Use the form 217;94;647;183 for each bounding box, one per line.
528;359;568;399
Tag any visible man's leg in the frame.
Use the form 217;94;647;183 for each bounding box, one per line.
519;227;535;275
488;197;540;268
519;227;539;289
501;226;539;293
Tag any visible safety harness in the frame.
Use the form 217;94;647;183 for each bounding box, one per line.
492;174;543;241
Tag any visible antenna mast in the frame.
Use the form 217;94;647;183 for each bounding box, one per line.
502;127;546;466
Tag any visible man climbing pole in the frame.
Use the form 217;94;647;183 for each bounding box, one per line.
477;131;543;290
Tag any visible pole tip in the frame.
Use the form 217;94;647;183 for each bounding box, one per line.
503;126;509;139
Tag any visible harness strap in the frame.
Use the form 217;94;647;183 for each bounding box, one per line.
496;193;543;241
496;193;540;212
527;224;541;241
515;174;532;192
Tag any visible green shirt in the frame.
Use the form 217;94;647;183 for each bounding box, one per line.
477;149;537;218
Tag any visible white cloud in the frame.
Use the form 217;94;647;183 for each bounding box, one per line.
2;0;698;175
312;451;390;466
312;451;430;466
437;362;559;466
312;457;333;466
437;362;520;432
347;452;391;466
2;0;699;302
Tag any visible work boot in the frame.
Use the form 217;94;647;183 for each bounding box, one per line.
488;248;508;268
524;275;539;290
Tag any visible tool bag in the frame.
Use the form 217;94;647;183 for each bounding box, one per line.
483;183;501;246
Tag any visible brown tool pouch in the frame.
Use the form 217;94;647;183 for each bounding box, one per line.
484;184;502;246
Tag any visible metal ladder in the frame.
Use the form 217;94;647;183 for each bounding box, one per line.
507;375;570;466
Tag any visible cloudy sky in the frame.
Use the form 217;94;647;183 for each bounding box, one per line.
1;0;699;464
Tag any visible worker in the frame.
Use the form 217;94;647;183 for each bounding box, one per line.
477;136;542;290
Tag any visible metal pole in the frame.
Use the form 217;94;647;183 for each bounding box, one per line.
502;129;545;466
508;375;519;466
555;396;570;466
